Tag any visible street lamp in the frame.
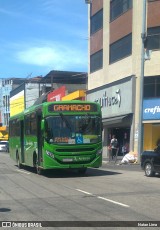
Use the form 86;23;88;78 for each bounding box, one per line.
138;0;147;160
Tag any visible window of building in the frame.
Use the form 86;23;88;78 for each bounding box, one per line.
147;27;160;50
144;76;160;98
110;33;132;63
91;9;103;35
90;49;103;73
110;0;132;21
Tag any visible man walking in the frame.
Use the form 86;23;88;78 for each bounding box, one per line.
110;135;118;160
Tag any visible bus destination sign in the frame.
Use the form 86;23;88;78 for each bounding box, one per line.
48;104;97;112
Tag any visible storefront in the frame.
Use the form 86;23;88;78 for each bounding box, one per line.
62;90;86;101
86;76;136;157
143;98;160;151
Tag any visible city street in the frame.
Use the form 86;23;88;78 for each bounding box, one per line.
0;152;160;229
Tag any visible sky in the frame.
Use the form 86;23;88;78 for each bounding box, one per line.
0;0;88;78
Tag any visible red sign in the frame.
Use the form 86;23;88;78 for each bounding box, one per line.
47;86;66;102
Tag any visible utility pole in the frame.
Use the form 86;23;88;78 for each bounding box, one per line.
138;0;147;160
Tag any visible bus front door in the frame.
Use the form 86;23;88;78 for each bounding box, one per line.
20;120;25;163
37;113;43;166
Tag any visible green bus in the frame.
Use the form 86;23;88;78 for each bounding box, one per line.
9;100;103;174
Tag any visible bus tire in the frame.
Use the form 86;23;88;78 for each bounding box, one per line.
33;152;37;167
17;154;21;169
36;160;43;175
36;165;43;175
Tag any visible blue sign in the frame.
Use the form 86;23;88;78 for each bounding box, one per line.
76;136;83;144
143;98;160;120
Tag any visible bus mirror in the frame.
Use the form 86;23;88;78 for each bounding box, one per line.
41;120;44;130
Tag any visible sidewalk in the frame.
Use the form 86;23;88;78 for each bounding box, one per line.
102;148;140;166
102;155;141;172
102;156;123;165
102;156;140;166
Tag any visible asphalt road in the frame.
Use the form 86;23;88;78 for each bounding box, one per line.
0;151;160;230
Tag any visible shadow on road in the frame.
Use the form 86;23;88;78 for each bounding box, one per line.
43;168;121;178
0;208;11;212
15;165;121;178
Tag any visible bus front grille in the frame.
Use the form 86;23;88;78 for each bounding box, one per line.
56;148;94;153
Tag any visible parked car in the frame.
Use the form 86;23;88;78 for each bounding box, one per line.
141;150;160;177
0;141;9;152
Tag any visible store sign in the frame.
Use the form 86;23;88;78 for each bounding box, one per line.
47;86;66;102
86;77;134;118
143;99;160;120
94;89;121;108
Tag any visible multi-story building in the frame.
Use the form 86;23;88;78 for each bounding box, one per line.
0;78;26;126
9;77;51;117
0;70;87;126
85;0;160;159
9;70;87;117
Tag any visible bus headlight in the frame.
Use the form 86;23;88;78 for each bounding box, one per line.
46;150;54;158
96;149;102;156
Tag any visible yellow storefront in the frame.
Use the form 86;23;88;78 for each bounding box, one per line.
143;98;160;151
62;90;86;101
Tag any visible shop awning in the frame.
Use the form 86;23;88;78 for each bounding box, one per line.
102;114;132;126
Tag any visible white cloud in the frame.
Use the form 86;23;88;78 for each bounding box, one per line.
16;43;87;70
17;47;56;66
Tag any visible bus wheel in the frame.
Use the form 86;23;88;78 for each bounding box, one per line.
17;155;21;169
36;162;43;175
78;168;87;174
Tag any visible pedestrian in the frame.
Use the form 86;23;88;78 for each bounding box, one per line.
110;135;118;160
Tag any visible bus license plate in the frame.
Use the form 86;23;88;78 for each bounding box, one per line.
62;158;73;162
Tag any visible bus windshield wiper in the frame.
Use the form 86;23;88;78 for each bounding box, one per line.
59;113;72;132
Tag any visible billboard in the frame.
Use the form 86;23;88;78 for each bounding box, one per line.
143;98;160;120
47;86;66;102
10;90;25;116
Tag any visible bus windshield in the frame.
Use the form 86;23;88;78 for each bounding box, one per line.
45;115;101;144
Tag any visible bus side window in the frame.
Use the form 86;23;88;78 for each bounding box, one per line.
25;115;30;135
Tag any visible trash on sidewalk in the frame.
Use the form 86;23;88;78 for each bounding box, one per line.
118;151;138;165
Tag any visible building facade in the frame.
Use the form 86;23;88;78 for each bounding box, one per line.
0;78;26;126
86;0;160;158
10;77;52;117
9;71;87;117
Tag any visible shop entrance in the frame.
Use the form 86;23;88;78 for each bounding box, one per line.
108;127;130;156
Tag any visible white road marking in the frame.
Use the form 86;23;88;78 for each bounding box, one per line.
76;189;93;195
97;196;129;207
16;169;30;175
76;189;129;208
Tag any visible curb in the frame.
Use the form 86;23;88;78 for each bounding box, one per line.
102;159;140;166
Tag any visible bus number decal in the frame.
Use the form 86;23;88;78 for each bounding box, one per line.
54;137;69;143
